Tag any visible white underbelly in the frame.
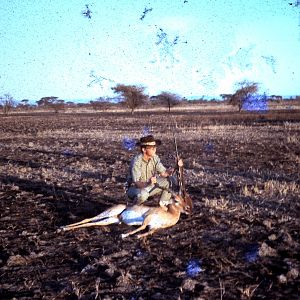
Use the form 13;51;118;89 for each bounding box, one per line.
120;210;144;226
148;214;169;229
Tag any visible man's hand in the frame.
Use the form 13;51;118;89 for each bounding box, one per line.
159;200;169;211
150;176;157;185
160;159;184;178
178;158;183;167
161;159;183;178
166;167;174;176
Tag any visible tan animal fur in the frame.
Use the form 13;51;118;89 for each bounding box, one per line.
59;192;192;239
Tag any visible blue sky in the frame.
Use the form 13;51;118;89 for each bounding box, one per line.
0;0;299;101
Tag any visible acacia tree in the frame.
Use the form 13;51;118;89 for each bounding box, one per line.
156;91;181;112
36;96;65;113
220;94;232;102
90;97;112;111
112;84;148;114
18;99;31;110
229;80;259;112
0;93;16;115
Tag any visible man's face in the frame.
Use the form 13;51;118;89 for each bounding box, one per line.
142;145;157;157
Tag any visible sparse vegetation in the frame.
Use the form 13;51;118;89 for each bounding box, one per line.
154;91;182;112
89;97;113;111
228;80;259;111
36;96;65;113
0;93;16;115
112;84;148;114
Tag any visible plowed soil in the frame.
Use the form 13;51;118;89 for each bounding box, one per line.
0;109;299;299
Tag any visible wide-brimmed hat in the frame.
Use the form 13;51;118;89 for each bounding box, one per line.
136;135;162;147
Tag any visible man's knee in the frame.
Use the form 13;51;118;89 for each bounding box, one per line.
157;177;170;189
136;189;150;204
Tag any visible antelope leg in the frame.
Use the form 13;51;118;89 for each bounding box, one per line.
63;215;104;229
121;223;148;239
137;228;158;239
62;204;127;229
61;216;120;231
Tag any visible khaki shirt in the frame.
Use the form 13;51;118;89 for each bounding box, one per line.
127;153;166;184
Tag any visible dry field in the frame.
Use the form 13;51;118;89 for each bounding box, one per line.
0;108;299;299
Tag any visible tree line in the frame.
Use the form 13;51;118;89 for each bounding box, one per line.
1;81;298;115
0;87;188;115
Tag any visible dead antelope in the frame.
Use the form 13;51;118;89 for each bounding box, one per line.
59;189;192;239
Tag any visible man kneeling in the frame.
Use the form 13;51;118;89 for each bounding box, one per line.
126;135;183;208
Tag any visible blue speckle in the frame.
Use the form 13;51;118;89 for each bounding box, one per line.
122;137;136;151
62;149;75;156
204;142;214;154
242;93;268;112
134;248;145;257
142;126;151;136
244;244;259;263
186;259;202;277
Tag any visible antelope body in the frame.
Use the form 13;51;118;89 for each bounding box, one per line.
59;193;192;239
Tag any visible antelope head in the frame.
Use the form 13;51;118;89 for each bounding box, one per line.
182;193;193;214
169;190;193;215
155;183;193;214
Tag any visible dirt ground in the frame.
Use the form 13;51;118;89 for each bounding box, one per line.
0;109;299;299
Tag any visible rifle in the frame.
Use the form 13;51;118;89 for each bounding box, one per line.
172;127;190;203
173;133;194;211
